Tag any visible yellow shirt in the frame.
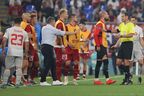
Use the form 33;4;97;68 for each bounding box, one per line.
66;24;80;49
118;22;135;42
79;30;90;53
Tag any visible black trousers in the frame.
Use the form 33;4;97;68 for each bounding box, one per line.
40;44;57;82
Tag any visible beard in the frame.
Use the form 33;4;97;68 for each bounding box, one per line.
104;18;110;21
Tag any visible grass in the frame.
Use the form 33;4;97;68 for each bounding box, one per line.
1;75;144;96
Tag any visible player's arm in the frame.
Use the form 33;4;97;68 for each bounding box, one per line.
2;29;9;56
139;28;144;48
111;39;120;48
140;37;144;48
94;23;102;51
25;25;33;41
120;33;135;38
24;32;29;59
2;37;7;55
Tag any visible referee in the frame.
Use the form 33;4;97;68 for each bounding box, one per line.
40;17;78;86
114;12;135;85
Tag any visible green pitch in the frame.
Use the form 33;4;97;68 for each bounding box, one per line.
1;75;144;96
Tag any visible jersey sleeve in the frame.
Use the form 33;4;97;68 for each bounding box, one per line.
94;23;102;47
56;22;64;31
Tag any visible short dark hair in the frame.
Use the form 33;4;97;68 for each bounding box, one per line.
69;14;76;20
131;16;137;19
47;16;55;23
14;17;22;24
123;12;129;16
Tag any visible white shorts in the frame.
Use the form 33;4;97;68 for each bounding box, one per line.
131;48;143;61
5;56;23;69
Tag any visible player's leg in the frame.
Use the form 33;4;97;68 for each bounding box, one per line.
135;49;144;84
73;49;80;85
55;47;63;81
22;55;29;84
15;57;23;88
123;41;133;85
29;50;39;84
63;47;72;85
1;56;14;88
63;59;71;85
94;46;103;85
80;54;89;79
101;46;116;85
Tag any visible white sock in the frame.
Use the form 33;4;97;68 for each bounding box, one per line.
16;68;22;85
3;69;10;84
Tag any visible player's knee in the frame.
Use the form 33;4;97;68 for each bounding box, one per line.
102;55;107;60
74;61;79;65
124;59;130;66
116;59;122;66
138;59;143;65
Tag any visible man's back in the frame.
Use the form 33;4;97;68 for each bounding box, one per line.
4;26;28;57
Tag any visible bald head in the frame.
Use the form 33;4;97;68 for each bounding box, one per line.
99;11;109;21
22;13;31;22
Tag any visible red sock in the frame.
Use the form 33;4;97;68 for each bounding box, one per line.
64;64;70;76
56;61;62;81
73;64;79;79
30;66;38;80
83;70;86;75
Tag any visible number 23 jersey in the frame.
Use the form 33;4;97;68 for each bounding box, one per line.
4;26;29;57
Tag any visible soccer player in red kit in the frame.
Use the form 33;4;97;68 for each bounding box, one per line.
55;9;68;81
93;11;116;85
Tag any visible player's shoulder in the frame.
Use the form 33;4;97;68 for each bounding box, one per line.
135;25;142;30
127;22;134;27
96;21;103;26
119;22;124;26
55;20;64;25
6;26;15;32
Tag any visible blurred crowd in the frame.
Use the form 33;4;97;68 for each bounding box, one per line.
4;0;144;24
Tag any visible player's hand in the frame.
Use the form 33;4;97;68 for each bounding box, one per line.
74;29;80;34
114;34;121;39
111;45;117;49
96;46;100;51
111;29;117;33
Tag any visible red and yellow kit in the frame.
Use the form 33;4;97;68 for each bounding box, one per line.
55;19;67;47
55;19;67;81
79;29;91;59
94;19;108;48
65;24;80;61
